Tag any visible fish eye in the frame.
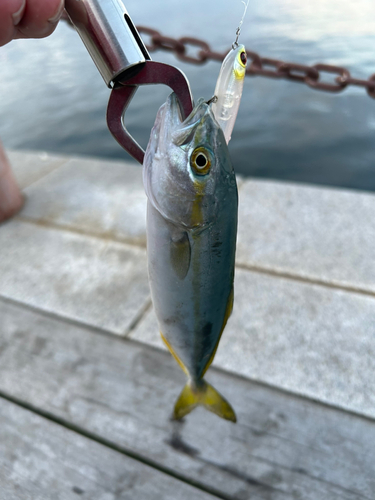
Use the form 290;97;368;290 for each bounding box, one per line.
196;154;207;167
238;50;247;68
190;147;212;176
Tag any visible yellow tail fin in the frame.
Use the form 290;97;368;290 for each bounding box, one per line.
174;380;236;422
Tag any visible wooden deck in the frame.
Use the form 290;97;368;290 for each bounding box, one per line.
1;297;374;499
1;151;375;499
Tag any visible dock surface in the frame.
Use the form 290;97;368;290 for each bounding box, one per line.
1;150;374;499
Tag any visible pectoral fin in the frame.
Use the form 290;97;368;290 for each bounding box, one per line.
170;231;191;280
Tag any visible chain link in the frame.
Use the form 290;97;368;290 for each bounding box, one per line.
137;26;375;99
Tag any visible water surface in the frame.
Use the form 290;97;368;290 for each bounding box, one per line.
0;0;374;191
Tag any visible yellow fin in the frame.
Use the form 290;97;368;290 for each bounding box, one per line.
174;380;236;422
160;332;189;376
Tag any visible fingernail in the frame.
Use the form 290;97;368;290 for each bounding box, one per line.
12;0;26;26
48;0;65;24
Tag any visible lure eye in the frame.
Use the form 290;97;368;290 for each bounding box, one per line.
240;51;247;66
190;147;212;176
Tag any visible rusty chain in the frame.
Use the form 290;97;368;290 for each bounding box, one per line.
137;26;375;99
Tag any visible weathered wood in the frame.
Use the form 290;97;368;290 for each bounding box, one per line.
0;396;216;500
20;155;147;246
6;149;69;190
236;179;375;294
2;150;374;419
0;143;23;222
0;298;374;500
0;220;150;334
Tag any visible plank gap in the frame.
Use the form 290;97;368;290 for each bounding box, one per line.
123;298;153;337
16;215;147;249
236;261;375;298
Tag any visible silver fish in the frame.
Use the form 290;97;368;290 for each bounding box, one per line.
143;93;238;422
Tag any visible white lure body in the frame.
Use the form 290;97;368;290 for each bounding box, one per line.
211;44;247;143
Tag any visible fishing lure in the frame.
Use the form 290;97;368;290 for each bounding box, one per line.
211;0;249;143
211;44;247;143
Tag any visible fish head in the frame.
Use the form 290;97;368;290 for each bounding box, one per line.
143;93;235;229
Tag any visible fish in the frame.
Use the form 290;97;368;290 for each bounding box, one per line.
143;93;238;422
211;43;247;143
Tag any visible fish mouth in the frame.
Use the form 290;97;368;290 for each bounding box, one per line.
165;94;211;147
145;92;218;170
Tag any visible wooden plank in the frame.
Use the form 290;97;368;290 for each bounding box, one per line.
0;298;374;500
20;156;147;246
0;220;150;335
6;149;69;190
0;397;217;500
237;179;375;294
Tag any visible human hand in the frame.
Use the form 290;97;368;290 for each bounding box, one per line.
0;0;64;46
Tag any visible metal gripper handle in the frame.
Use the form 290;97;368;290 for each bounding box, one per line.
64;0;151;87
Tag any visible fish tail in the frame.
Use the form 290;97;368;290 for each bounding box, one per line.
173;380;236;422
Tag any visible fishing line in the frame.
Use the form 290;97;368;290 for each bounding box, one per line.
233;0;250;48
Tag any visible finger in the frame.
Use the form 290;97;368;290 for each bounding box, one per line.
0;141;23;221
16;0;64;39
0;0;26;46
